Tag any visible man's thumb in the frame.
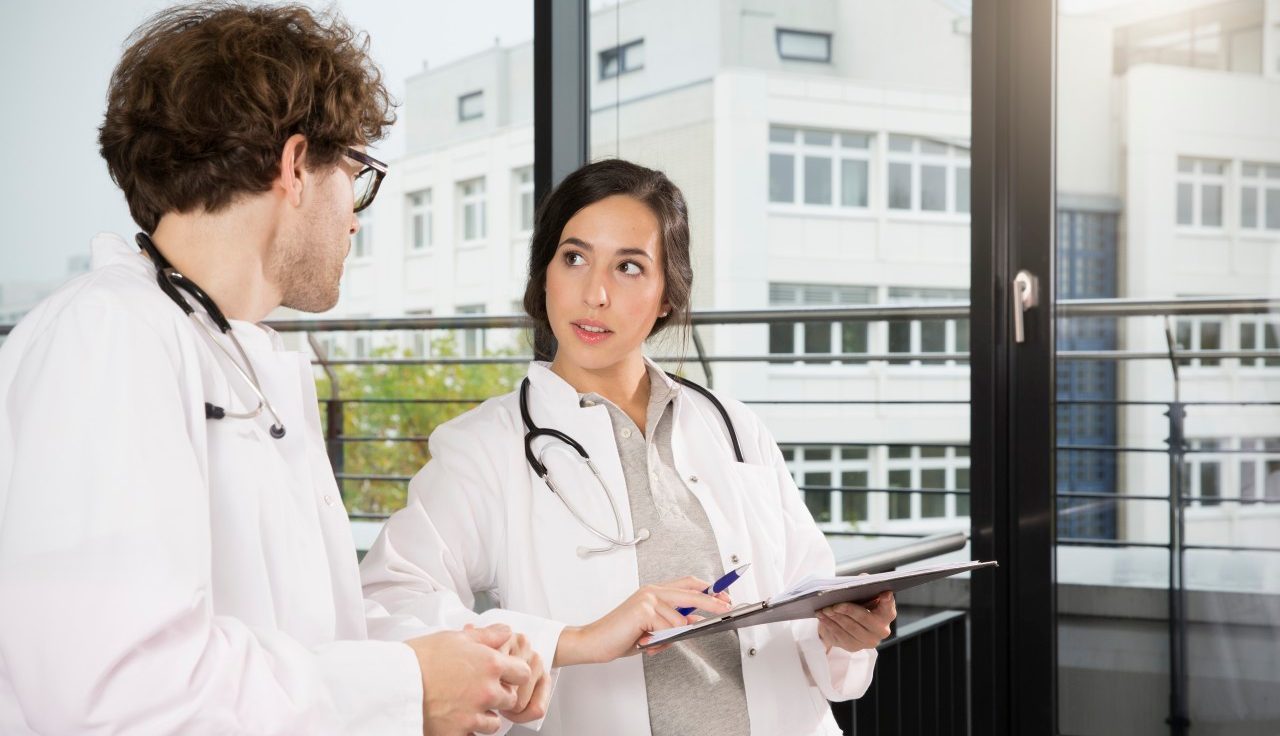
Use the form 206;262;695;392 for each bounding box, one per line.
465;623;513;648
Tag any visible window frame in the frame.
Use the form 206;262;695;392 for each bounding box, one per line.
885;134;972;219
514;166;535;234
1238;161;1280;233
406;188;433;253
458;90;484;122
775;28;833;63
767;125;874;212
458;177;488;245
599;38;644;80
1174;156;1227;231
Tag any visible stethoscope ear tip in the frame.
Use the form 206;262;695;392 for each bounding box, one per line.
636;528;651;541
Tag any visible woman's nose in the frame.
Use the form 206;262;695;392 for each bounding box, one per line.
582;269;608;308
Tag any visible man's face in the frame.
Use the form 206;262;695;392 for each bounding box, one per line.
273;153;361;313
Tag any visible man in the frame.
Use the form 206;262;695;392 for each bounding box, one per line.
0;4;547;734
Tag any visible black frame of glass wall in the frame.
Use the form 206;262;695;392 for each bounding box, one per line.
532;1;1061;733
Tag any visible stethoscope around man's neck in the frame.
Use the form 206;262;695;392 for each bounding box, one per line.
519;370;744;556
137;232;287;439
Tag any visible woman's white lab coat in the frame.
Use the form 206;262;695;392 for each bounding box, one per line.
361;362;875;736
0;235;422;734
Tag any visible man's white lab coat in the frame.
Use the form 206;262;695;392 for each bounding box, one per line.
361;362;876;736
0;234;422;735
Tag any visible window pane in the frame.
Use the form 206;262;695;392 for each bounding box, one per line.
1201;184;1223;227
888;320;911;354
841;489;869;523
841;446;869;461
624;41;644;71
1201;160;1225;175
1177;157;1194;173
804;156;833;205
1201;320;1222;366
412;214;424;249
956;467;970;489
1240;460;1257;501
803;471;832;522
888;445;912;459
889;134;914;152
780;447;795;462
955;491;970;517
840;159;868;207
840;322;868;353
1175;320;1193;366
920;320;946;352
804;321;833;354
803;130;834;146
1265;323;1280;367
920;446;947;459
920;165;947;211
888;162;912;209
1177;182;1194;225
769;126;797;143
921;492;945;518
887;469;912;519
955;166;970;214
920;139;948;155
806;447;833;461
769;323;795;354
778;30;830;62
769;153;795;203
1199;462;1220;506
1267;189;1280;230
956;318;970;353
841;132;870;148
1241;186;1258;228
1243;162;1260;177
1268;462;1280;500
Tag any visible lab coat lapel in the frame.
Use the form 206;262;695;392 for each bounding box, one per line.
522;363;641;622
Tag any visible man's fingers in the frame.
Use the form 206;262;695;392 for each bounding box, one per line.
467;623;514;649
495;652;533;687
471;711;503;735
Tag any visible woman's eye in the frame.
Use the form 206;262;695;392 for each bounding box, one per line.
619;261;643;276
565;252;586;266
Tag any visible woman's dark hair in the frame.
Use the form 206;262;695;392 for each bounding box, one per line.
522;159;692;361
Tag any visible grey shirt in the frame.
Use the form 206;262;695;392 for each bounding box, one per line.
580;366;750;736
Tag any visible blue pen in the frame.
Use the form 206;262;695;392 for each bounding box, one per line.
676;563;751;617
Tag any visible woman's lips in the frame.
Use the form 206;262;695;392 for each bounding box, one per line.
571;322;613;345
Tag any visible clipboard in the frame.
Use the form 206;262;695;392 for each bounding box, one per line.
640;559;997;648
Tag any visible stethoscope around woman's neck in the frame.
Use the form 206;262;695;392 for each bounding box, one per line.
136;232;287;439
519;369;744;556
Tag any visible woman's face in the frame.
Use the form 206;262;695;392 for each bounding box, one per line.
545;194;668;376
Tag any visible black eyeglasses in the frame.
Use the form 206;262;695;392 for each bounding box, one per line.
346;147;388;213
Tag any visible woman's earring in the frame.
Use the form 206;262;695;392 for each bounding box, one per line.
660;311;669;318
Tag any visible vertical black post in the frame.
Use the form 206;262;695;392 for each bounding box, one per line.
1166;400;1190;735
971;0;1057;734
533;0;588;207
326;399;344;498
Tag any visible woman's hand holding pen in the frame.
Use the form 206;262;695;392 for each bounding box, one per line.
816;591;898;654
553;576;733;667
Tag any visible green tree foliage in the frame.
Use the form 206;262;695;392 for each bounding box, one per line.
315;332;524;516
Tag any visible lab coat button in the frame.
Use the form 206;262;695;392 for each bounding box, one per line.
688;475;699;483
748;648;757;657
730;554;740;564
621;427;633;439
324;495;335;506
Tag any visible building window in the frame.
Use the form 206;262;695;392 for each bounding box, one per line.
1238;317;1280;368
886;135;970;215
457;303;486;356
600;39;644;79
514;167;535;233
353;333;371;359
407;189;432;252
352;212;373;258
1175;157;1225;228
768;126;871;209
1239;162;1280;232
1238;438;1280;503
887;287;970;365
405;309;433;357
1174;316;1223;367
458;177;487;243
458;90;484;121
768;283;874;361
776;29;832;63
783;444;970;526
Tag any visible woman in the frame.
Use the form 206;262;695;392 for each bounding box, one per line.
361;159;896;735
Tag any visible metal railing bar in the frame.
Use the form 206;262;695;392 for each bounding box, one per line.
1056;444;1168;453
800;486;970;496
1057;492;1171;501
835;531;969;575
1057;399;1280;407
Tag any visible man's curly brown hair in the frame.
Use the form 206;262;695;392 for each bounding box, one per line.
98;2;396;233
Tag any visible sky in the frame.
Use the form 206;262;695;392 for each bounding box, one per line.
0;1;532;286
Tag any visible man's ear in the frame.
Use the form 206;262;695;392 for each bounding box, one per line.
277;133;309;208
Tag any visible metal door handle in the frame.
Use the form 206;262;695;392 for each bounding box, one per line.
1013;270;1039;343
